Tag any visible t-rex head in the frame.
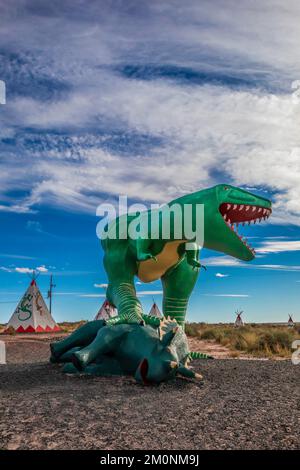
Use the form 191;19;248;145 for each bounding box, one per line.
134;330;179;384
177;184;272;261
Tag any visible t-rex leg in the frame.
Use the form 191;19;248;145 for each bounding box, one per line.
103;249;144;325
50;320;105;360
161;254;200;327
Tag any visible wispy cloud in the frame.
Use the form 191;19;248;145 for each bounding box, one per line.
94;283;108;289
203;256;300;272
0;1;300;225
215;272;229;278
0;253;36;260
203;256;243;267
14;267;34;274
256;240;300;253
79;294;106;298
26;221;43;233
137;290;163;296
204;293;250;298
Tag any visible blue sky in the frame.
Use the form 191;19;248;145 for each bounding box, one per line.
0;0;300;324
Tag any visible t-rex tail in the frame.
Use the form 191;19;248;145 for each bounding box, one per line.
189;351;214;360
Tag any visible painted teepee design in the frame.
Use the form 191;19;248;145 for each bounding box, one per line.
287;315;294;328
5;278;60;333
234;310;244;327
94;300;118;321
149;301;162;318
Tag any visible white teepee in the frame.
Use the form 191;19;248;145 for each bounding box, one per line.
149;302;162;318
234;310;244;327
94;300;118;321
287;315;294;328
5;278;60;333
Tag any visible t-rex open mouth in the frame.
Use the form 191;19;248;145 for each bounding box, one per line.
219;203;272;254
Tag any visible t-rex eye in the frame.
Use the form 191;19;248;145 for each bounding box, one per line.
224;186;230;190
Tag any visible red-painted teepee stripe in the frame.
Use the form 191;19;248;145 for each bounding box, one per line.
35;325;45;332
24;325;36;333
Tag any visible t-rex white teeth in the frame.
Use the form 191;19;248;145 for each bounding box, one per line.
223;214;227;221
252;206;256;212
245;206;250;211
239;205;244;211
263;209;267;215
233;204;237;210
258;208;262;213
227;204;231;210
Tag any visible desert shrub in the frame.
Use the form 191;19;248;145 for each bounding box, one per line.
185;323;200;337
295;325;300;335
255;331;292;355
185;322;299;358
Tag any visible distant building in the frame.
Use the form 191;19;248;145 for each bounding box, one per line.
149;302;162;318
94;300;117;321
234;310;244;327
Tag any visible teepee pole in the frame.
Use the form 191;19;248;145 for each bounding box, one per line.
48;275;56;315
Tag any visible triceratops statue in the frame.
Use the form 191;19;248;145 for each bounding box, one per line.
50;317;209;384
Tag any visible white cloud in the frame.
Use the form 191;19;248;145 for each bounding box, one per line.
256;240;300;253
0;253;36;260
36;265;48;273
0;1;300;225
203;256;300;271
137;290;163;296
204;293;250;297
203;256;243;267
0;267;13;272
215;273;229;278
1;265;49;274
79;294;106;298
15;267;34;274
94;283;108;289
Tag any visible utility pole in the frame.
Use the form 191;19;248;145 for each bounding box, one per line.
47;274;56;315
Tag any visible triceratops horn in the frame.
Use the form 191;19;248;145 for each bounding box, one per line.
169;361;178;369
177;365;203;380
161;327;179;347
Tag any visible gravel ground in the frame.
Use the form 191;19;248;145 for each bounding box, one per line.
1;355;299;450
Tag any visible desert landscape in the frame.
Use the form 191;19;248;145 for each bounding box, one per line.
1;324;299;450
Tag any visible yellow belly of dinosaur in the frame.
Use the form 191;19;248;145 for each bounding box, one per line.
137;240;184;283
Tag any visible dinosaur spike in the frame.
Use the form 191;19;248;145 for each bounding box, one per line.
194;372;203;380
161;327;178;347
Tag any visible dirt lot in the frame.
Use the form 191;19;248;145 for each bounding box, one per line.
0;334;299;450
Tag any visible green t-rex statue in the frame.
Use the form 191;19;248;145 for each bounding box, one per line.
101;184;272;326
50;184;272;383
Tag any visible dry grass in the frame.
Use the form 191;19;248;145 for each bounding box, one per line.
185;322;300;358
57;320;87;333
